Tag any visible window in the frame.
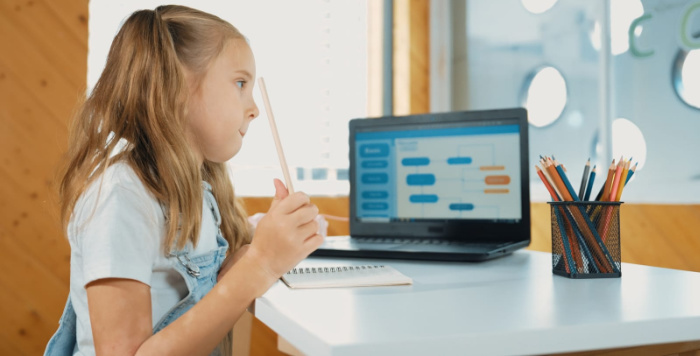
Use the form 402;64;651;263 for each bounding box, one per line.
89;0;370;196
456;0;700;203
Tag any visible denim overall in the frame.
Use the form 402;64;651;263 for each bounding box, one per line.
44;182;229;356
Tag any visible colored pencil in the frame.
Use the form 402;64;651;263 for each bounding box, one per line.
583;165;597;201
555;162;580;201
595;159;616;201
543;167;563;200
552;155;567;172
598;159;625;244
545;159;585;269
614;160;630;201
537;165;575;273
578;159;591;200
625;162;637;185
536;165;559;201
258;77;295;194
600;160;620;201
546;158;572;201
607;159;624;202
554;206;576;274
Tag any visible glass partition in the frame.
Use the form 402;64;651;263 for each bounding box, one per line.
454;0;700;203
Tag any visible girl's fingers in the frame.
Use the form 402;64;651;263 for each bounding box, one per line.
268;179;289;211
297;219;320;240
274;192;311;214
290;204;319;227
304;234;324;251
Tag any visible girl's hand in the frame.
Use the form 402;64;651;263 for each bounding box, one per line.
217;244;250;282
245;179;323;282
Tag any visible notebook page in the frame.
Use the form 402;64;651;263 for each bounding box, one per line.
281;265;413;289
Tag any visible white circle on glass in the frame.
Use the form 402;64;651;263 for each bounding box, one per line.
590;0;644;55
521;0;558;14
674;49;700;109
523;66;568;127
611;118;646;171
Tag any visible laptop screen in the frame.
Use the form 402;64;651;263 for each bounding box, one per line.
349;109;530;240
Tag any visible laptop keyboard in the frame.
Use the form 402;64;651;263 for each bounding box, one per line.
353;237;507;249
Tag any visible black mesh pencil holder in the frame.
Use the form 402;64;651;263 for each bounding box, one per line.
548;201;622;279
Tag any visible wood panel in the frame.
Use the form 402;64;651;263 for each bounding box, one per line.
249;316;286;356
393;0;430;115
242;196;349;237
241;199;700;272
529;203;700;272
0;0;87;354
553;340;700;356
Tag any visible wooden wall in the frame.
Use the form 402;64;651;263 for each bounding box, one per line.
0;0;87;354
243;200;700;273
393;0;430;115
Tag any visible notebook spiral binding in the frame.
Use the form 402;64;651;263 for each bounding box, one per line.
287;265;386;274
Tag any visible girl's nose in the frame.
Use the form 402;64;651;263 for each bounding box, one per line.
249;101;260;120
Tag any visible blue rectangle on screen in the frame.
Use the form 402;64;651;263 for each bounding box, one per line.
362;173;389;184
409;194;439;203
447;157;472;165
362;202;389;210
406;174;435;186
361;160;389;169
401;157;430;166
359;143;390;157
362;191;389;199
449;203;475;211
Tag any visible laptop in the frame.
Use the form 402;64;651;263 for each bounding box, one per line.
312;108;531;262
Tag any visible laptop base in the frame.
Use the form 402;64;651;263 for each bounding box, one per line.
312;237;530;262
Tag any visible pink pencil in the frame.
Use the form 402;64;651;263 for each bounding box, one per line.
599;158;624;243
258;77;295;194
607;159;624;202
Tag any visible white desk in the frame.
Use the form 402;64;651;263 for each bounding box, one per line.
254;250;700;356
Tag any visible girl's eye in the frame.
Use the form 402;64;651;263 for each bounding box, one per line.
236;80;246;89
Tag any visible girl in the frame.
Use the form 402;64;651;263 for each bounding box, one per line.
45;5;322;356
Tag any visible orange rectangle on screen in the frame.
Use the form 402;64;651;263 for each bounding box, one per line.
484;175;511;185
480;165;505;171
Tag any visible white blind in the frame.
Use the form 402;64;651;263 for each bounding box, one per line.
89;0;369;196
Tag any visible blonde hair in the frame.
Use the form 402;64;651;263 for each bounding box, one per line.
59;5;251;254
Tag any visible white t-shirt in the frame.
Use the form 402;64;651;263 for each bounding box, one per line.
67;161;219;355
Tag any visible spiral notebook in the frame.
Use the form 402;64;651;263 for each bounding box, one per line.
281;265;413;289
